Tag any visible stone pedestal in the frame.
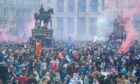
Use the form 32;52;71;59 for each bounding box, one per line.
31;28;54;47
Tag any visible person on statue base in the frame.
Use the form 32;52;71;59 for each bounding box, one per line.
37;21;41;29
43;24;47;28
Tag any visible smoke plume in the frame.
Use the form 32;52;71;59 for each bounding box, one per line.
120;0;140;53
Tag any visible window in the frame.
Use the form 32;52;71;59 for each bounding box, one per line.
10;0;13;4
57;18;64;38
19;8;22;17
90;0;98;12
16;24;19;34
78;0;86;13
78;17;85;36
13;0;16;5
57;0;64;13
4;0;7;4
7;0;10;4
24;9;28;17
7;8;10;17
134;14;140;28
90;18;97;36
22;0;25;7
67;17;74;34
11;24;14;34
24;9;30;17
0;6;2;17
4;7;7;17
0;0;2;4
10;8;14;17
102;0;104;10
67;0;75;12
16;9;19;17
22;9;24;17
48;0;51;3
13;8;16;17
27;9;30;16
1;6;4;17
16;0;22;7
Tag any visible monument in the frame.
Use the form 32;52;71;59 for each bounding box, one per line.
109;12;129;42
31;5;54;47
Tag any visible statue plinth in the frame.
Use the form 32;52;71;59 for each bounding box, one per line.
32;28;53;37
31;28;54;48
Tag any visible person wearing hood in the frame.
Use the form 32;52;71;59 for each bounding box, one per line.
84;74;89;84
43;72;51;84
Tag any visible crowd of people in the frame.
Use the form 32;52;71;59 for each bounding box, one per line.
0;39;140;84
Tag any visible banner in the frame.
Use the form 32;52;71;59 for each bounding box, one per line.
35;42;42;59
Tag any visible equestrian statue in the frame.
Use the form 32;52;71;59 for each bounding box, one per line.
34;4;54;28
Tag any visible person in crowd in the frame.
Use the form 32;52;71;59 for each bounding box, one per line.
121;75;129;84
53;72;61;84
93;78;99;84
41;60;47;76
84;74;89;84
0;40;139;84
43;72;51;84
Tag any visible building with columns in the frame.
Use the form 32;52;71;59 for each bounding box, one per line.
41;0;140;40
0;0;41;39
41;0;105;40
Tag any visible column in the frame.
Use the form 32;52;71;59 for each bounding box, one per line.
0;5;2;17
63;17;68;39
74;0;78;37
0;5;3;17
52;16;57;37
86;0;90;13
97;18;103;39
74;17;78;37
86;17;90;39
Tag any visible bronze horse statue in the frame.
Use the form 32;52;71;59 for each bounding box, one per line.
44;8;53;25
34;5;53;28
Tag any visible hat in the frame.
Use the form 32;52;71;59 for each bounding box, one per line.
46;72;50;75
34;71;38;75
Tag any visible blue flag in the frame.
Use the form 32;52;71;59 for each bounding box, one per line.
68;36;72;46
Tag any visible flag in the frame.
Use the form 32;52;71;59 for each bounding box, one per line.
106;69;111;72
68;36;72;46
70;64;74;72
58;52;63;59
74;52;79;59
109;56;113;63
15;33;19;37
35;42;42;59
